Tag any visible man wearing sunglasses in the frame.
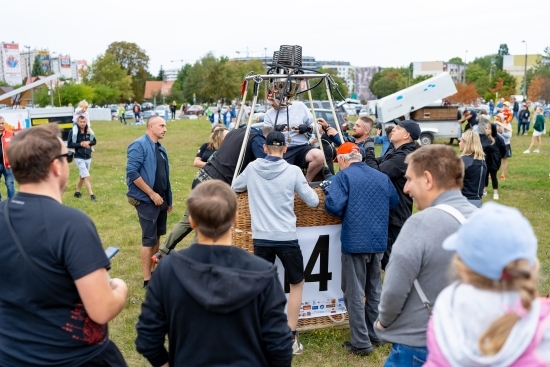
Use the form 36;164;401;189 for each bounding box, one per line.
0;116;15;201
0;124;129;366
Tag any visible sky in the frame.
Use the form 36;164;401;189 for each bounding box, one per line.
3;0;547;74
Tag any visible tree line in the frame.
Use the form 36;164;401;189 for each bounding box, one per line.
33;41;350;107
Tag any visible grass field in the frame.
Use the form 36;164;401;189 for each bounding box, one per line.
1;117;548;366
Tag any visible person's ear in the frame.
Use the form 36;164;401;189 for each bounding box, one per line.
189;215;196;229
423;170;434;190
51;158;62;177
283;146;288;153
263;144;268;154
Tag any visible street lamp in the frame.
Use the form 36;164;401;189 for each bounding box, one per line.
49;52;57;107
463;50;468;84
24;45;35;106
522;40;527;100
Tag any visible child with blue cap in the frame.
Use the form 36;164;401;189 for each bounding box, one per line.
424;202;550;366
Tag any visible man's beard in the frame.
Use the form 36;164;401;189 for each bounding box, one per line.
352;131;364;139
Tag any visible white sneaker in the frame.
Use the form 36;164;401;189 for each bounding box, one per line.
292;335;304;355
524;150;531;154
493;193;499;200
534;149;540;153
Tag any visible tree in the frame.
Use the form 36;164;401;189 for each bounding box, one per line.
449;57;463;64
85;53;133;101
370;68;408;98
471;55;497;72
495;44;509;70
448;83;480;105
489;74;516;100
105;41;150;102
32;56;45;77
93;84;120;105
528;76;550;102
308;68;349;100
156;65;165;81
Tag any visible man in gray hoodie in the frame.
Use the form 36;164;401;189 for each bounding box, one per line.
232;131;319;355
374;145;477;366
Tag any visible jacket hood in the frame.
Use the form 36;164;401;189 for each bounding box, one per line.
252;158;289;180
168;246;278;314
433;282;541;367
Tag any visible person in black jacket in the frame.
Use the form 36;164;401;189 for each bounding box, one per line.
67;115;97;201
169;101;177;121
459;131;487;208
136;180;293;367
481;124;506;201
364;119;419;270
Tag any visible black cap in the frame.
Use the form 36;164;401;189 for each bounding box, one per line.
394;119;421;140
265;131;286;146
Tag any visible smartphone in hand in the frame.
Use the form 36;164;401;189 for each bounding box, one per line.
105;246;120;259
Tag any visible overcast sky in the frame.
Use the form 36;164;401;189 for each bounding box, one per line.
4;0;547;74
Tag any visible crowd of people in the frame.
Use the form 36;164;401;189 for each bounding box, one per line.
0;90;548;367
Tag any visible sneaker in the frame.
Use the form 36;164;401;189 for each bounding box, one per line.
74;192;82;198
90;195;97;201
524;150;531;154
369;338;385;347
292;335;304;355
493;193;499;200
152;252;163;264
342;341;374;356
534;149;540;153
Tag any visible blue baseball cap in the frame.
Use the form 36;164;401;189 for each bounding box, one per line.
442;202;537;281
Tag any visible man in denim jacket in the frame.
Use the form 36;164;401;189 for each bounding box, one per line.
126;116;173;288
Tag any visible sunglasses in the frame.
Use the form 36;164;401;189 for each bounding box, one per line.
54;151;74;163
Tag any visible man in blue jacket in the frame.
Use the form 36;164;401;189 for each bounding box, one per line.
323;142;399;356
126;116;173;288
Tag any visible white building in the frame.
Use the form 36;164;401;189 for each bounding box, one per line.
164;68;179;82
413;61;466;84
319;61;354;93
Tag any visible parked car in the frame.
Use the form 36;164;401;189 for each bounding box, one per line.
141;102;154;111
155;105;168;117
185;105;205;115
142;110;154;119
125;107;135;120
252;112;265;122
253;104;266;113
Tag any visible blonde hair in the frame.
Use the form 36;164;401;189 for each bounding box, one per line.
452;255;538;356
207;126;228;150
78;100;89;109
460;131;485;160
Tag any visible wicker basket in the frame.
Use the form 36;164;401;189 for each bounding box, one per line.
232;187;349;330
411;106;458;121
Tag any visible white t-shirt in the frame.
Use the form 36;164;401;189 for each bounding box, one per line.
263;101;314;146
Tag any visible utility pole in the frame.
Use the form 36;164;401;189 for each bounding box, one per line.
522;40;528;99
24;46;34;106
49;52;56;107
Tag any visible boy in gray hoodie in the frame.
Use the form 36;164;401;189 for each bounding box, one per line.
232;131;319;355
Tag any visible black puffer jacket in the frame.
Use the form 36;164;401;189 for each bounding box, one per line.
480;124;506;171
364;141;417;227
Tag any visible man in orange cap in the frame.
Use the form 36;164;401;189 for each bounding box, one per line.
322;142;399;356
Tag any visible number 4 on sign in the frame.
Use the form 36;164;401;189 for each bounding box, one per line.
284;235;332;293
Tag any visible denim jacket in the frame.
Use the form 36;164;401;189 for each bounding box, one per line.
126;134;172;205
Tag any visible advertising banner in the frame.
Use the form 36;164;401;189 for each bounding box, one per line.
1;43;23;86
275;225;346;319
0;109;30;131
37;50;50;73
60;55;71;68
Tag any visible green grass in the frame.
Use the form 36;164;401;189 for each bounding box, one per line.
1;117;549;366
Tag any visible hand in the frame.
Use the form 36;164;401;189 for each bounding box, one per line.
167;206;173;214
295;124;311;134
326;127;338;137
310;138;318;145
150;192;164;206
317;118;329;129
376;321;385;330
275;124;288;132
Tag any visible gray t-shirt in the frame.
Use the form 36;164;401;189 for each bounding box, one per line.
263;101;314;146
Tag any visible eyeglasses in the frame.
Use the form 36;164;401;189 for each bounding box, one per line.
54;151;74;163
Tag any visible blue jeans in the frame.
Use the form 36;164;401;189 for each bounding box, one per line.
384;343;428;367
0;164;15;201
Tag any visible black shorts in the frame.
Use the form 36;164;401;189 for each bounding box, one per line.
135;200;168;247
254;243;304;284
283;145;315;169
80;341;127;367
